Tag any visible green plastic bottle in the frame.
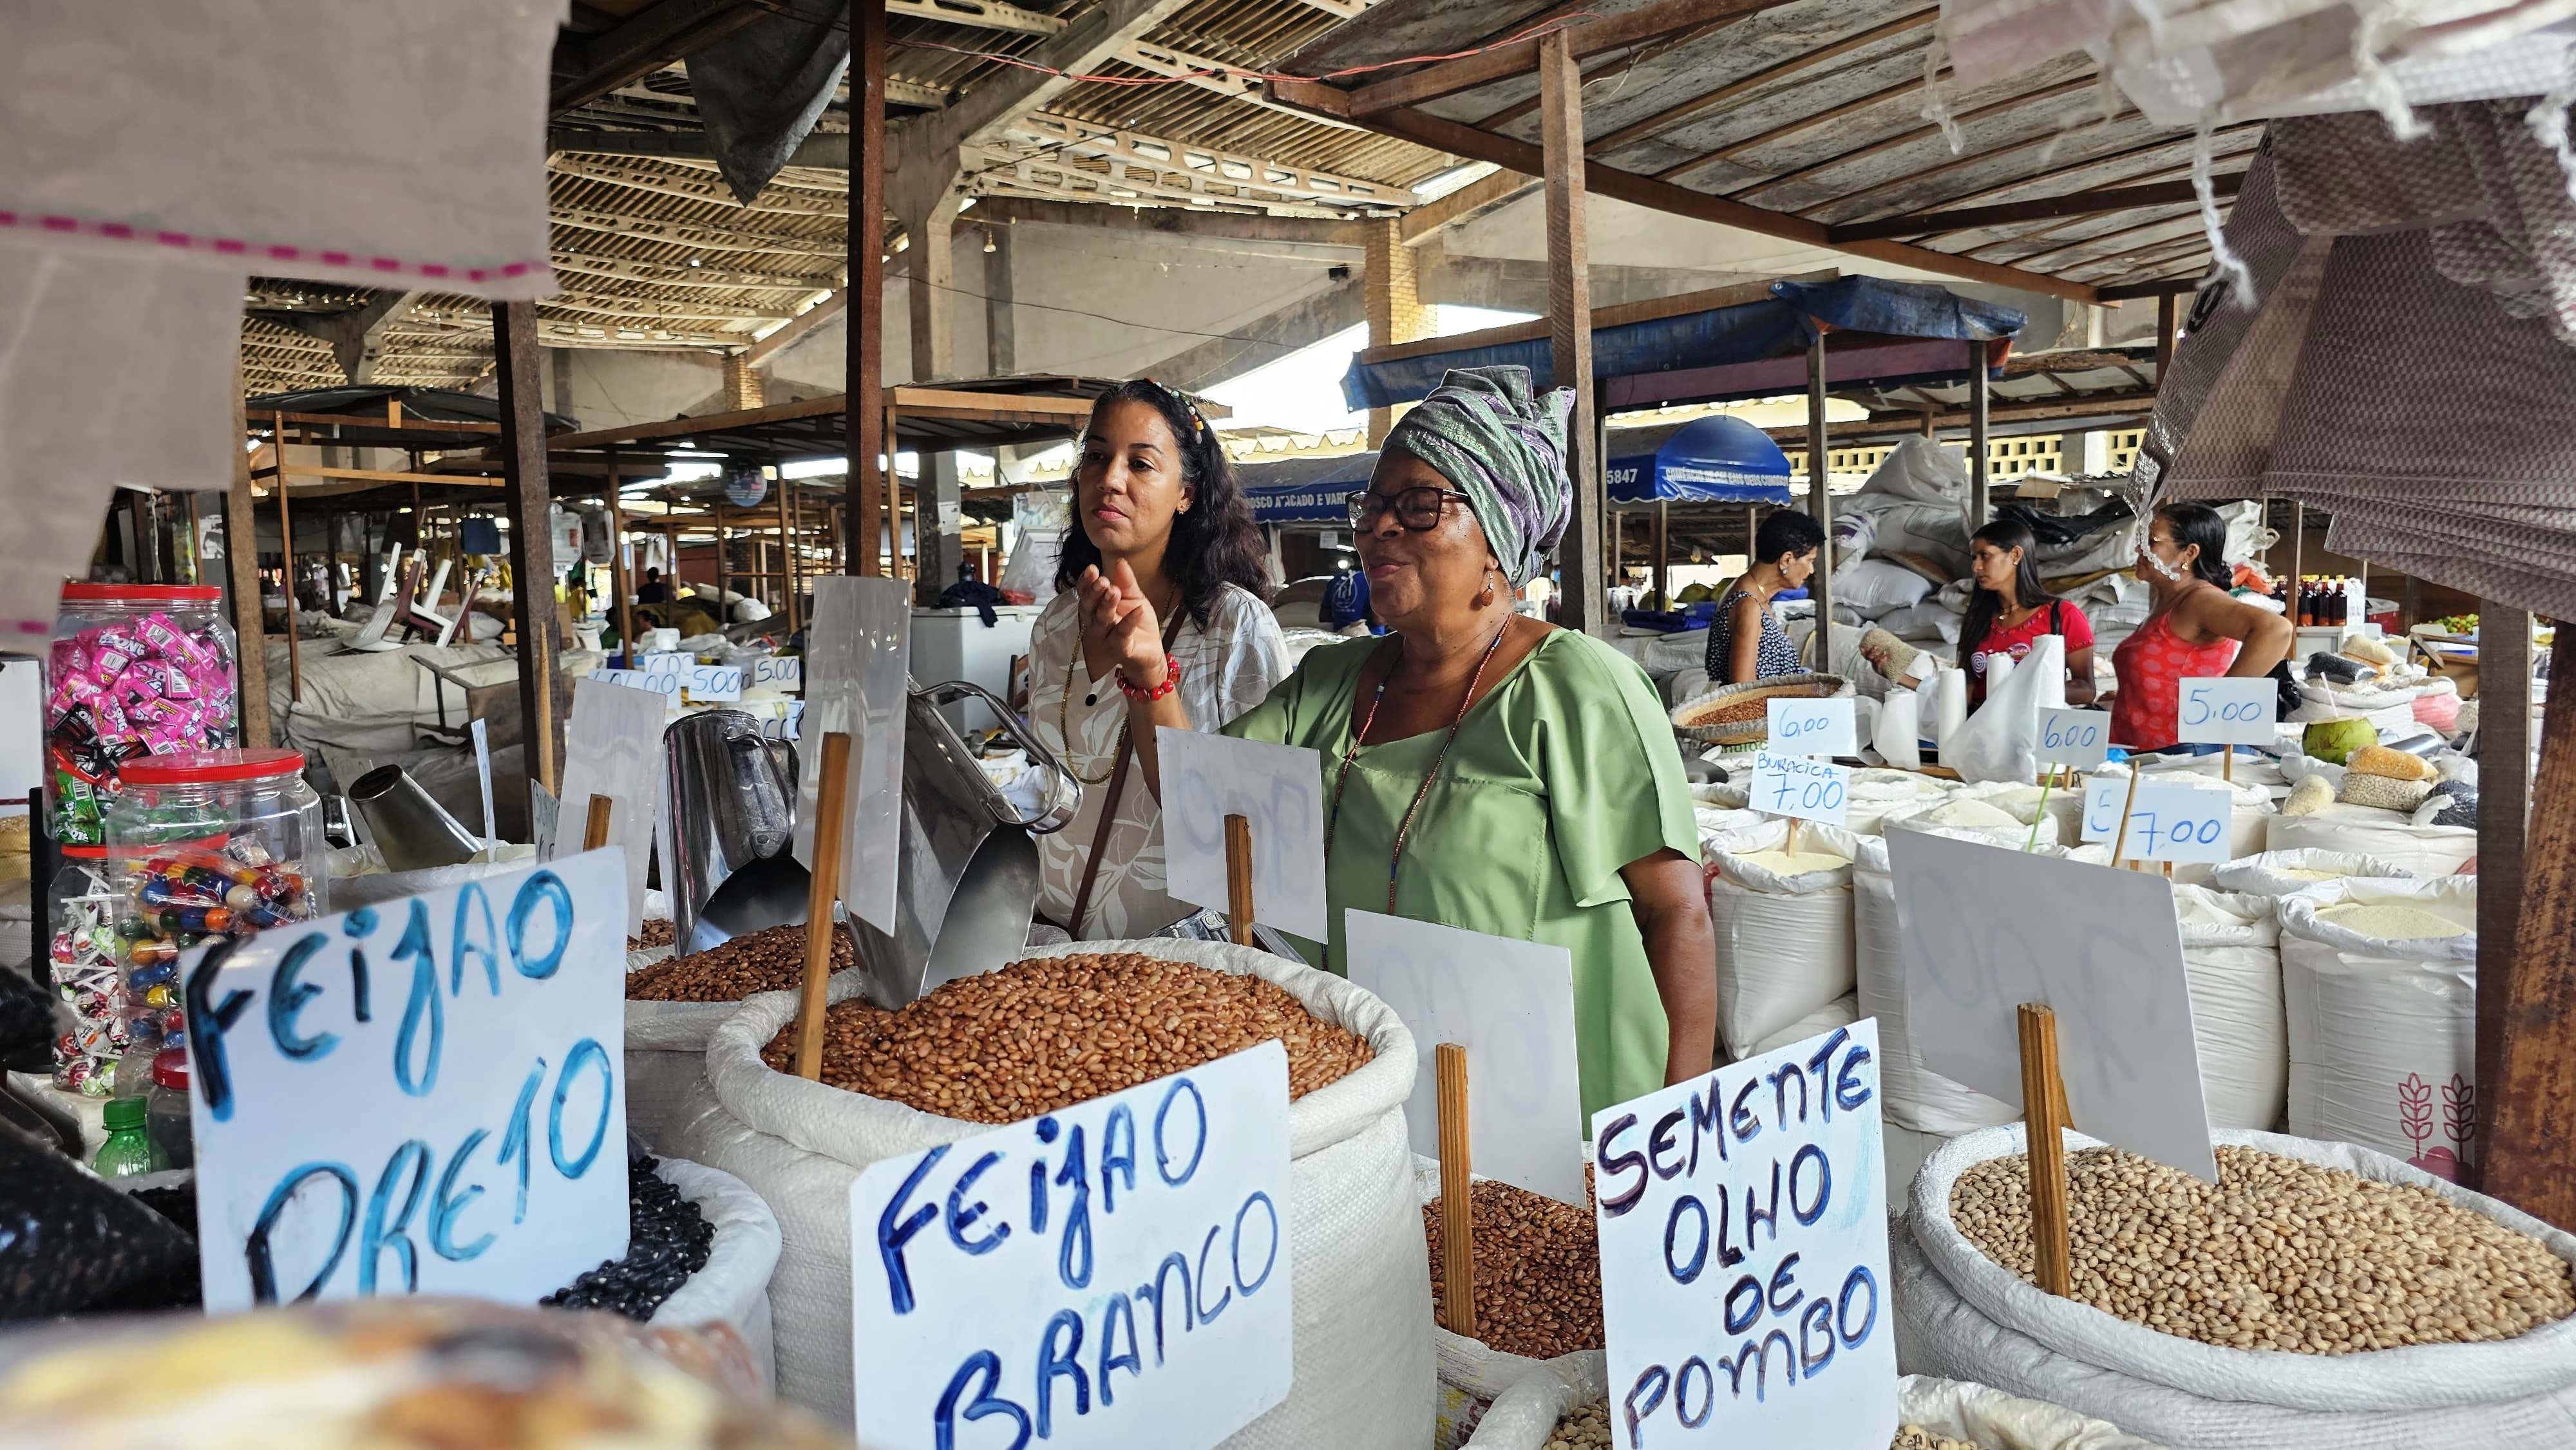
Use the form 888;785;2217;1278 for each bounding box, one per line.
93;1095;162;1178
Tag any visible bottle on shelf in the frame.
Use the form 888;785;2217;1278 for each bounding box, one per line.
93;1095;162;1177
146;1050;192;1171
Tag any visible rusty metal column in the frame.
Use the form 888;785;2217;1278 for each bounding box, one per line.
493;299;559;795
848;0;886;576
1968;337;1991;528
2477;608;2537;1201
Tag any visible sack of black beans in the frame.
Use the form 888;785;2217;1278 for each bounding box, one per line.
648;1157;784;1395
1894;1124;2576;1449
666;937;1432;1444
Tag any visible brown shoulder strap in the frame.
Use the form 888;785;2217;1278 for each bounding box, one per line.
1065;606;1187;938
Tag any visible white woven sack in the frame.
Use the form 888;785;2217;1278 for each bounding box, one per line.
2172;885;2287;1131
2280;878;2478;1179
624;943;856;1154
1411;1159;1598;1449
1698;769;1947;835
1882;781;2064;850
1853;829;2021;1136
1895;1124;2576;1449
2212;849;2414;899
1748;991;1860;1059
1458;1352;1609;1449
1895;1374;2169;1450
2266;802;2477;878
650;1156;783;1393
664;937;1432;1444
1705;818;1860;1059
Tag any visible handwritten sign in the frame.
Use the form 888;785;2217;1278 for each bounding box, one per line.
587;667;681;700
1766;697;1856;758
802;577;912;933
639;652;690;675
683;664;744;702
187;851;630;1311
1748;749;1848;828
1157;730;1329;941
2034;708;2111;769
1345;910;1584;1206
751;654;802;690
1592;1021;1895;1450
1887;829;2215;1179
557;676;668;933
847;1041;1293;1448
2176;677;2275;748
2078;775;2233;864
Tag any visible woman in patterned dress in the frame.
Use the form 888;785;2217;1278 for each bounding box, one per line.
1705;509;1826;684
1025;381;1289;939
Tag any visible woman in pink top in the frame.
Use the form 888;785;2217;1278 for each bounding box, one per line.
2106;502;2295;750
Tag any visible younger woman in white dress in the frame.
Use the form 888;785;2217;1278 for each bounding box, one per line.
1025;380;1289;939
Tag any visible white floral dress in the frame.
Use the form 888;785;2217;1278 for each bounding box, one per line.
1026;583;1289;939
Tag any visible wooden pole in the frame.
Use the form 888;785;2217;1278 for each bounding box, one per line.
885;400;906;581
1224;813;1255;946
2108;765;2145;865
715;502;730;608
1653;499;1669;607
784;478;803;632
2017;1003;2074;1297
2477;608;2538;1196
849;0;887;578
1539;27;1604;637
226;367;274;750
1967;338;1991;528
1435;1041;1477;1337
582;793;614;852
795;731;855;1081
2154;292;2179;377
272;416;304;704
2287;500;2306;608
1805;334;1833;654
607;448;636;664
493;299;561;795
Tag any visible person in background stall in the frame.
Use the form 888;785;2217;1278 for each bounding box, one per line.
1705;509;1825;685
1213;365;1714;1118
634;567;673;605
1027;379;1289;941
2105;500;2295;751
1961;516;2096;707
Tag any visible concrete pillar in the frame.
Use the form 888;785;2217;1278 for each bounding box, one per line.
1363;220;1428;446
900;191;965;597
723;352;764;411
985;223;1016;375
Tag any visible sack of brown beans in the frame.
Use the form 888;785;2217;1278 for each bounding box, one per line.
665;937;1430;1444
1412;1159;1604;1447
1894;1124;2576;1449
623;922;857;1151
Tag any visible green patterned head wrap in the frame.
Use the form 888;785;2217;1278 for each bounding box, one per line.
1381;365;1575;587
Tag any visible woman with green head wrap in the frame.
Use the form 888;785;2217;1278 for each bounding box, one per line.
1224;366;1716;1116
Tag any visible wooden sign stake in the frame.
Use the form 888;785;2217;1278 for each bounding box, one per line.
1224;811;1255;947
794;731;855;1082
1786;818;1803;854
1435;1041;1477;1337
2108;766;2145;867
2221;749;2235;786
582;794;614;852
2016;1003;2074;1298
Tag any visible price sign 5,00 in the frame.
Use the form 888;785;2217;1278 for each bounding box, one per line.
2176;677;2275;748
1750;748;1848;827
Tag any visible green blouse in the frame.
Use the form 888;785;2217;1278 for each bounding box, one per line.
1223;627;1702;1118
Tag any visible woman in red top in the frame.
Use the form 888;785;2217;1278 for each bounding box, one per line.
1960;518;2095;706
2106;501;2295;751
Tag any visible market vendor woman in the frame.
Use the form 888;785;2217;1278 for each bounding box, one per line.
2106;500;2294;751
1218;366;1718;1117
1027;379;1289;939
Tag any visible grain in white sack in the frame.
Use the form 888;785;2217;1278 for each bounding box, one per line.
2316;902;2470;939
1546;1400;1975;1450
1951;1145;2575;1352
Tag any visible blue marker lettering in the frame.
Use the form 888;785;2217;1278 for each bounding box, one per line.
1595;1113;1647;1218
1741;1158;1781;1252
1798;1298;1837;1377
1838;1265;1880;1347
1687;1081;1728;1172
1233;1191;1280;1296
547;1037;614;1179
1054;1124;1094;1290
1621;1366;1670;1450
1663;1194;1709;1285
506;870;574;979
1769;1060;1809;1127
932;1350;1028;1450
267;932;337;1060
1135;1252;1194;1364
1154;1077;1207;1186
1730;1077;1763;1143
392;899;442;1096
495;1056;545;1223
1674;1356;1714;1429
1095;1292;1144;1405
1723;1273;1763;1334
431;1128;497;1261
1718;1331;1797;1402
450;881;502;996
1035;1309;1089;1438
246;1162;356;1303
1645;1108;1685;1180
1804;1028;1850;1122
1767;1253;1803;1315
1097;1104;1137;1214
184;936;256;1121
1193;1224;1232;1324
1790;1143;1831;1226
1835;1043;1875;1112
945;1150;1009;1256
876;1145;951;1316
343;907;377;1022
358;1140;432;1294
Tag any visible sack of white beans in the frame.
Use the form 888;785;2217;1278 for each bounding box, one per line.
2280;877;2478;1179
1880;780;2063;850
2212;849;2414;899
1895;1124;2576;1450
1704;819;1862;1059
665;937;1432;1444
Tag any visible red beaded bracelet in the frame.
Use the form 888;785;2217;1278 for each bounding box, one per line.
1115;655;1180;702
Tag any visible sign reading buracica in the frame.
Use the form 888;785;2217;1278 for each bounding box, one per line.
847;1040;1294;1449
1748;748;1849;827
1591;1021;1895;1450
186;851;630;1312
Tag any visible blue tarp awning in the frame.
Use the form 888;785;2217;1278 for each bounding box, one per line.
1242;413;1797;522
1343;275;2026;411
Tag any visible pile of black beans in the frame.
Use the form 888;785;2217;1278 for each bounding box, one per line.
542;1151;714;1321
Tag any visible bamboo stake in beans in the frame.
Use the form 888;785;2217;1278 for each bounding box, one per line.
582;793;614;852
795;731;855;1082
1224;812;1255;947
2109;764;2144;865
2018;1003;2074;1298
1436;1042;1476;1339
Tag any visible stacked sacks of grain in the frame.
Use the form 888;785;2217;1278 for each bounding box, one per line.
2280;877;2479;1178
1880;780;2063;850
1703;820;1861;1062
2172;885;2289;1131
2213;849;2414;899
1693;766;1951;835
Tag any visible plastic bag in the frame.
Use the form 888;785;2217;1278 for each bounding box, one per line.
1946;636;2065;784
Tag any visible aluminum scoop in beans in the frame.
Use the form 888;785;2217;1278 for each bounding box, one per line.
626;922;856;1002
761;953;1373;1122
1953;1144;2576;1353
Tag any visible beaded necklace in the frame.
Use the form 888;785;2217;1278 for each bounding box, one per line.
1324;618;1512;915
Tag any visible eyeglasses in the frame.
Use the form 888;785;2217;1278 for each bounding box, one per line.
1348;485;1475;531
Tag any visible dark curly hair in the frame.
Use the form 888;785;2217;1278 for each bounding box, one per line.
1054;379;1272;628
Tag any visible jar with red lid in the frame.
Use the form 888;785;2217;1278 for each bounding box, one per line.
43;582;239;849
94;748;323;1097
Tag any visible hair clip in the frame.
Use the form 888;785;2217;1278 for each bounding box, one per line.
1140;377;1208;437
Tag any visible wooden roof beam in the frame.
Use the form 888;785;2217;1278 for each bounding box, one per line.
743;288;848;364
1825;173;2242;243
886;0;1065;36
2097;272;2206;300
1343;0;1801;118
1591;8;1937;159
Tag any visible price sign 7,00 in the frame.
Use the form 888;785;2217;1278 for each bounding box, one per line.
1750;748;1849;827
